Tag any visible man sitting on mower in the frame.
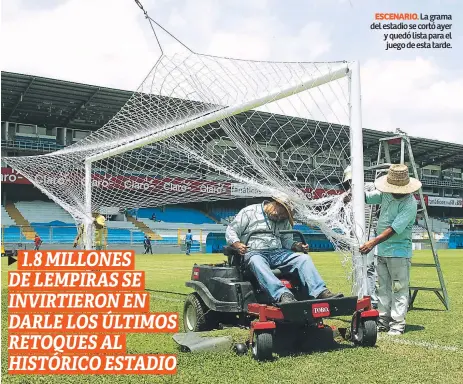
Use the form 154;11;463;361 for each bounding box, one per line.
225;193;343;304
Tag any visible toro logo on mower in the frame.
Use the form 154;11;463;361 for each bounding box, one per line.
312;303;330;318
192;267;200;280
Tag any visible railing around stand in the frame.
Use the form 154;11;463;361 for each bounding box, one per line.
0;225;208;252
1;140;65;153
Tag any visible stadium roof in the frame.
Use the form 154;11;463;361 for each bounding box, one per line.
1;71;131;131
2;71;463;169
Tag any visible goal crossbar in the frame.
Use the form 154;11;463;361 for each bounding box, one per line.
85;66;349;164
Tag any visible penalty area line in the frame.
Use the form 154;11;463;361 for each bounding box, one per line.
379;335;462;353
150;294;185;303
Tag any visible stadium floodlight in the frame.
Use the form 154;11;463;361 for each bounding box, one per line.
4;51;367;297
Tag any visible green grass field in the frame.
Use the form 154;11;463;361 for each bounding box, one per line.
1;250;463;384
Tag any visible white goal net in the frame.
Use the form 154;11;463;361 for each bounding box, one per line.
4;48;367;296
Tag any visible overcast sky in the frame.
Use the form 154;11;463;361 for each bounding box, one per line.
2;0;462;144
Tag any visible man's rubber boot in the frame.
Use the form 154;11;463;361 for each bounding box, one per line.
279;292;297;304
316;289;344;300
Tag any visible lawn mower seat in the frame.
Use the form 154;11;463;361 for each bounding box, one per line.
222;246;300;303
223;246;242;267
222;246;283;277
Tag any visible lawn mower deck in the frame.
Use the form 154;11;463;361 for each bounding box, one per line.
183;230;379;360
247;296;378;360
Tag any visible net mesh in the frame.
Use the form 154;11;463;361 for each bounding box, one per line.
5;49;364;292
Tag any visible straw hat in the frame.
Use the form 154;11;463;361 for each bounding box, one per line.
272;192;295;226
94;214;106;228
375;164;421;194
343;165;352;183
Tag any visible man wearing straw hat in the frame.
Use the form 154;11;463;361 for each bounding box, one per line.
226;192;342;304
359;164;421;336
73;213;106;250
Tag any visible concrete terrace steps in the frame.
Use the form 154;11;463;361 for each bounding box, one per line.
15;200;75;224
126;215;162;240
1;205;15;226
4;202;35;240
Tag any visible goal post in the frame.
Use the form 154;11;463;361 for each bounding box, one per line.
349;61;367;297
84;160;93;250
5;51;367;297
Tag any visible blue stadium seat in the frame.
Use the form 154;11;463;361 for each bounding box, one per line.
32;227;51;242
107;229;131;243
211;207;240;221
52;227;77;243
3;227;21;242
137;207;214;224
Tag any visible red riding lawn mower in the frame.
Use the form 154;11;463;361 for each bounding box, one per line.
183;230;379;360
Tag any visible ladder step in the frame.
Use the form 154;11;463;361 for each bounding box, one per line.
409;287;443;292
412;239;431;243
365;163;392;171
411;263;437;267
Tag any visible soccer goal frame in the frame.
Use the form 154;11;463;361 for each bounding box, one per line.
82;61;367;296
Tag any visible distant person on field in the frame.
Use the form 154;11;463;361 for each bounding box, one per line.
343;165;378;308
359;164;420;336
73;213;106;250
151;213;156;221
143;235;148;253
34;234;42;250
185;229;193;255
144;235;153;254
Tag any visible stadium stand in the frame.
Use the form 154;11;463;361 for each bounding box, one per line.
418;217;450;233
12;201;73;242
15;200;74;225
1;204;15;225
412;225;426;233
49;226;77;243
1;71;463;252
136;207;215;224
4;201;146;244
1;196;460;253
2;226;21;242
2;138;65;153
3;201;35;240
106;221;144;244
211;207;240;223
1;204;21;242
449;232;463;249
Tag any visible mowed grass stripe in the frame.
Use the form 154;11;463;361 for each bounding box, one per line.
1;250;462;383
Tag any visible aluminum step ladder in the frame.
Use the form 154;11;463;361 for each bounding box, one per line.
366;131;449;310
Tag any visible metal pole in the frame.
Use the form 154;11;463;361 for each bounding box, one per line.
366;143;383;240
349;61;367;298
400;138;405;164
84;161;93;250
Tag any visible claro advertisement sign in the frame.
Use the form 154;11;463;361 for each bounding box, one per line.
427;196;463;208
